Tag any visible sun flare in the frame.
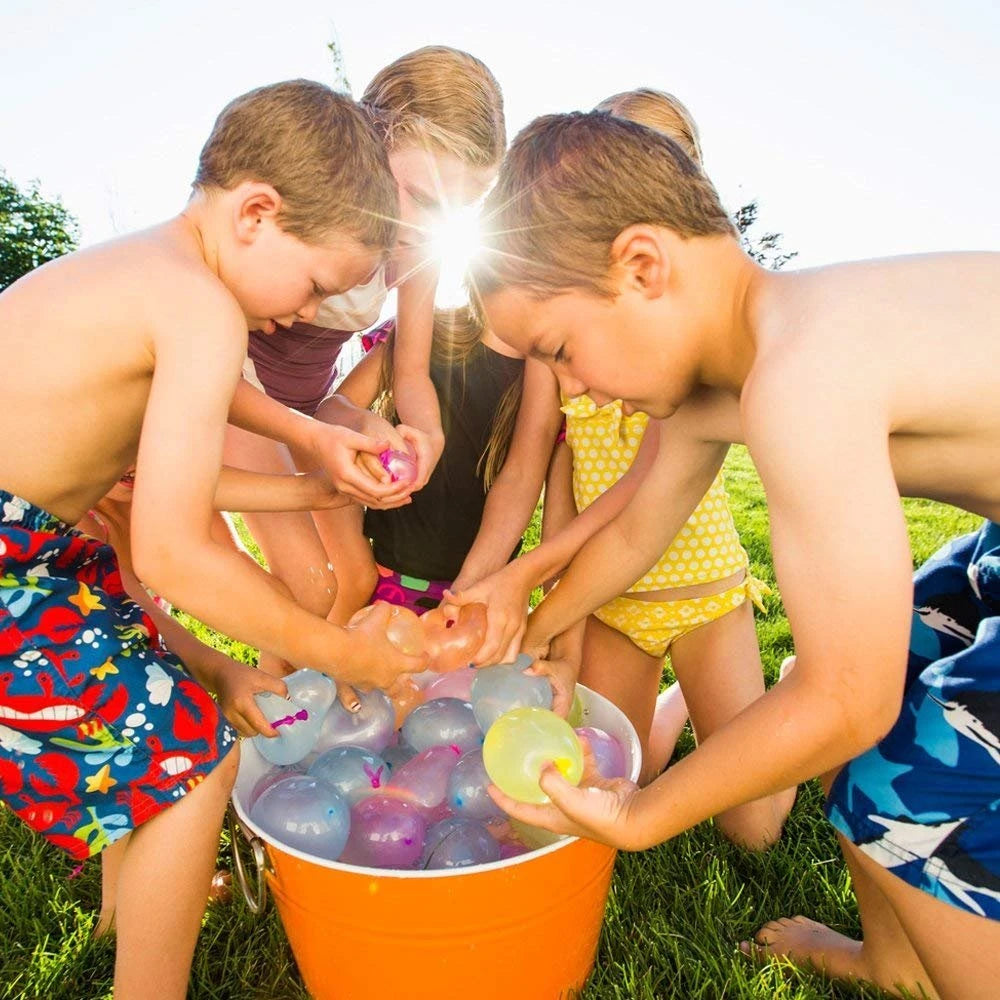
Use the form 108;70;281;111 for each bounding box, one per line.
430;206;483;308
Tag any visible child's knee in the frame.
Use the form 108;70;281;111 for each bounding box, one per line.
715;803;785;852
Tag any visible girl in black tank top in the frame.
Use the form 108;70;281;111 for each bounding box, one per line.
315;305;562;619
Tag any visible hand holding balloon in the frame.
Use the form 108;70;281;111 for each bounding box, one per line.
421;602;488;672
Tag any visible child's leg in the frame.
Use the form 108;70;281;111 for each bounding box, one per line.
113;744;239;1000
224;426;337;645
311;502;379;626
96;833;129;938
669;599;796;849
578;616;687;786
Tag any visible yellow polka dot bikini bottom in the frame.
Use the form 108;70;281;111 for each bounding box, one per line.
593;574;772;658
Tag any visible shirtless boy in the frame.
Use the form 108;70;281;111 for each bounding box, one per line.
0;80;422;998
470;110;1000;1000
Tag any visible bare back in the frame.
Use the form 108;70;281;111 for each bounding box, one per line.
747;252;1000;521
0;221;245;523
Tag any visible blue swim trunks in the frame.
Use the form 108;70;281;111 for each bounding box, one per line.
826;521;1000;920
0;491;234;859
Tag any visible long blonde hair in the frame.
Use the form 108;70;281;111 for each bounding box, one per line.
361;47;506;169
595;88;704;167
374;305;522;490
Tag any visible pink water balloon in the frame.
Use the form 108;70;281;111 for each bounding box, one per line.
386;744;462;817
423;666;477;703
340;796;427;870
380;448;418;486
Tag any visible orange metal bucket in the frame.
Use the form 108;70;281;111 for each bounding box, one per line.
230;686;640;1000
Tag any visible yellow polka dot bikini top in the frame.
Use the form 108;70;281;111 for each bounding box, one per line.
562;394;749;593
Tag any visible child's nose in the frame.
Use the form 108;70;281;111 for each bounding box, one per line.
297;299;320;324
557;372;588;398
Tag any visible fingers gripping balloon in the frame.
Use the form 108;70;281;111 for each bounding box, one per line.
380;448;418;486
482;708;584;805
420;602;488;672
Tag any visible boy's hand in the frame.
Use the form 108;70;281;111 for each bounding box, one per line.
339;603;428;689
487;737;643;849
212;660;289;738
441;561;534;665
305;421;401;504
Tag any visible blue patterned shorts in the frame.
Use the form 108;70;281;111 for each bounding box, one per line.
826;521;1000;919
0;491;235;858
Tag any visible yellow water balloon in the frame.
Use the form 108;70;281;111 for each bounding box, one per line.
482;707;584;804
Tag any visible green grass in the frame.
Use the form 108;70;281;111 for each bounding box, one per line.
0;447;982;999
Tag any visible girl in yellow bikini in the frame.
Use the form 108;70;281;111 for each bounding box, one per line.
540;90;795;847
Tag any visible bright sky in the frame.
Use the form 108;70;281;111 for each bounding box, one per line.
2;0;998;267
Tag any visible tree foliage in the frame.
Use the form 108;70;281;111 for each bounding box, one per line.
0;169;79;290
733;200;797;271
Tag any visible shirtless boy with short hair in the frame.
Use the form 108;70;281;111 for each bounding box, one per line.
469;110;1000;1000
0;79;423;999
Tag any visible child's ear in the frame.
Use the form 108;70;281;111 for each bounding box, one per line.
234;182;283;244
610;224;669;299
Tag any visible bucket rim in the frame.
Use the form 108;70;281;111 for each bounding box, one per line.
230;683;640;879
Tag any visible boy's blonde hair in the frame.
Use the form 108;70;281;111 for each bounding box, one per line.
361;47;506;169
474;111;734;298
374;304;521;490
194;79;398;251
595;88;703;166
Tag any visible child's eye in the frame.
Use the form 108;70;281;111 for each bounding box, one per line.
554;346;567;364
313;282;326;297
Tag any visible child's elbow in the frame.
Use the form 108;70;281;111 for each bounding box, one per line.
131;536;187;605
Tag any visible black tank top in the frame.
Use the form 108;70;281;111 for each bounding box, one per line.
364;343;525;581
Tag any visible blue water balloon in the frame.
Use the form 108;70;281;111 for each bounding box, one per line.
470;655;553;733
249;774;350;861
402;697;482;753
252;691;324;765
382;741;419;773
446;748;503;821
308;745;390;806
421;816;500;870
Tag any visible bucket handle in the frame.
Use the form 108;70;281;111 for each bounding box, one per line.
227;804;270;914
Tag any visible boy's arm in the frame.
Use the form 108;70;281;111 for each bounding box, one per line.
132;286;424;690
493;370;913;850
213;466;349;513
452;360;563;590
391;268;444;487
228;378;397;504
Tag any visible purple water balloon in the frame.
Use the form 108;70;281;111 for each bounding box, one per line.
249;774;350;861
252;691;324;765
422;666;477;703
308;745;389;806
313;688;395;754
575;726;628;779
421;816;500;870
498;840;531;860
402;697;483;754
386;744;462;816
340;796;427;870
446;748;503;821
470;655;553;733
379;448;418;486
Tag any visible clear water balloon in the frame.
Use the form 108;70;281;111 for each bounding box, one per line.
446;747;503;821
482;707;584;805
249;774;350;861
470;655;553;733
313;688;395;755
423;666;477;703
402;697;483;754
252;691;324;766
421;816;500;870
308;745;390;806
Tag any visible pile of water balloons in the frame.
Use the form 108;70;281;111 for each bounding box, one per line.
247;652;630;871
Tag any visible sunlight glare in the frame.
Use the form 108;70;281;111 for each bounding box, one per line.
431;205;483;308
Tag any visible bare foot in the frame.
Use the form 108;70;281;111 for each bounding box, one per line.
741;916;922;998
779;654;796;680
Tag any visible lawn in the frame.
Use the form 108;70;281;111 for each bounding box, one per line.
0;447;982;999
